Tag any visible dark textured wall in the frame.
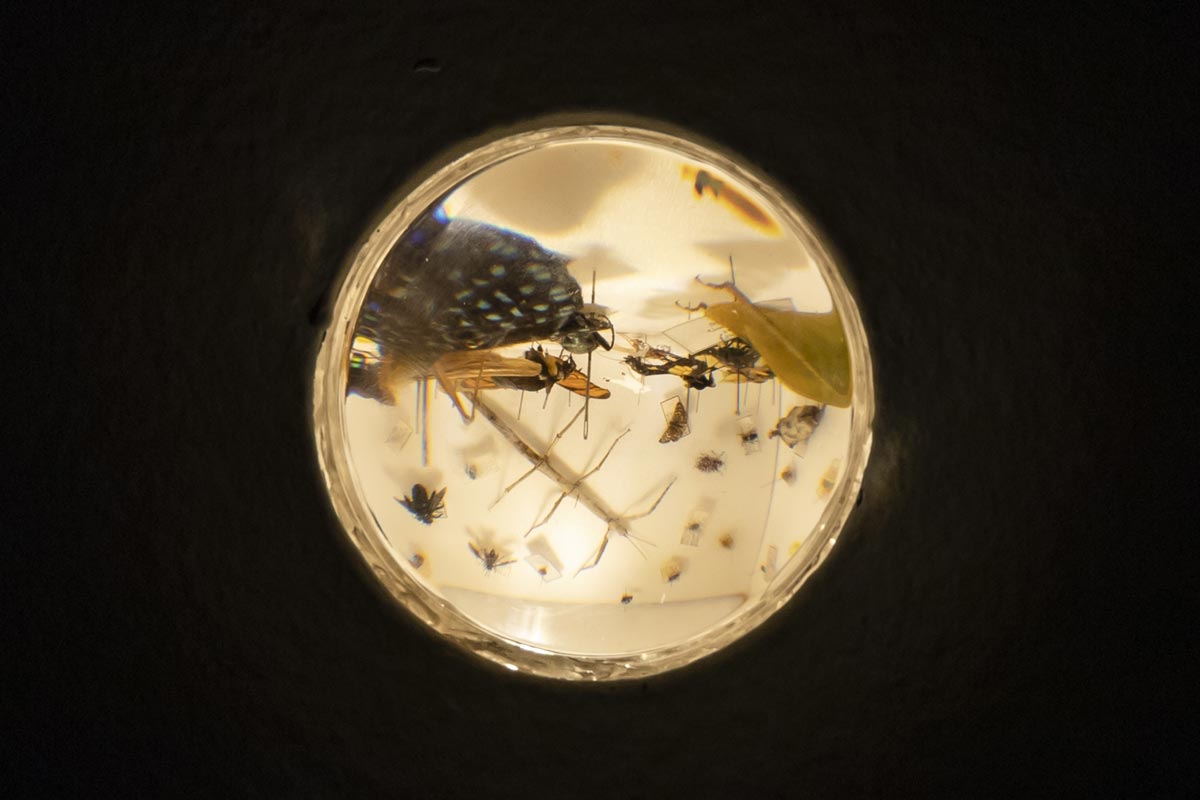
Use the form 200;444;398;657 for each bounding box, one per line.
7;3;1194;796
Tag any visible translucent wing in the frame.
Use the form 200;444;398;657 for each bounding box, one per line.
433;350;544;383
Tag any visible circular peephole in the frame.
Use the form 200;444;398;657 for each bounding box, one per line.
313;122;874;680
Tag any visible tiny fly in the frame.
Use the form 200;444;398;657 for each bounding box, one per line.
396;483;447;525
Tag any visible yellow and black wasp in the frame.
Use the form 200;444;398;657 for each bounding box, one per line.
623;350;715;390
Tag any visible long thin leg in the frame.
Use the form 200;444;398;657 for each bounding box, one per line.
493;406;585;504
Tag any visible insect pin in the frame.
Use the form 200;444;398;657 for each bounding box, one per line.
396;483;447;525
659;399;690;444
695;451;725;473
468;540;517;572
549;271;614;438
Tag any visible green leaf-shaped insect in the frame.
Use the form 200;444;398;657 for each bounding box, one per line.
692;262;852;407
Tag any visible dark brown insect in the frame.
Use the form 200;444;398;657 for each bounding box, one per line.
468;541;517;572
659;399;689;444
396;483;447;525
686;167;778;234
696;337;760;374
695;451;725;473
620;592;633;605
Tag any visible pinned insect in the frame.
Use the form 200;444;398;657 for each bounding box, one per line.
395;483;447;525
620;592;634;605
441;345;610;413
347;204;614;427
817;459;841;499
770;404;825;453
661;557;685;584
696;336;759;375
681;520;703;547
624;350;715;390
760;545;778;579
468;540;518;572
573;477;675;575
659;399;690;444
737;416;762;455
695;451;725;473
523;538;563;582
688;257;852;407
682;166;780;235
